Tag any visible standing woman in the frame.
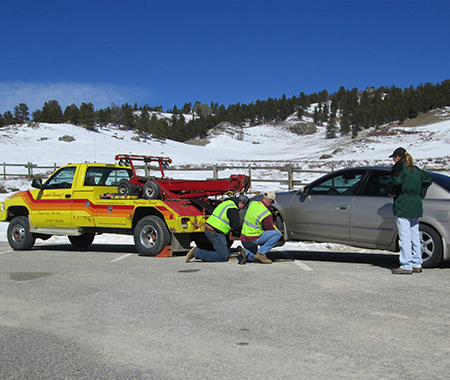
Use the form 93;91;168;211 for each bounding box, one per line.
388;147;432;274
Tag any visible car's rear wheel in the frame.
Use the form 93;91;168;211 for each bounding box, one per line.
420;224;442;268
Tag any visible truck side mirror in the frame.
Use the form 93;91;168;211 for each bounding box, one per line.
31;178;44;189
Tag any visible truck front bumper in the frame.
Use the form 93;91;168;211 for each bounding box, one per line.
0;202;6;221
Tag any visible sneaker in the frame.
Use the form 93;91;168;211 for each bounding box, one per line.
392;267;413;274
254;252;272;264
413;267;423;273
186;247;197;263
237;246;246;265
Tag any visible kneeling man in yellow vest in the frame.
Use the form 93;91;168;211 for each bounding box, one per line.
240;191;282;264
186;194;249;262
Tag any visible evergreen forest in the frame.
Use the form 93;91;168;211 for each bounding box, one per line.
1;80;450;142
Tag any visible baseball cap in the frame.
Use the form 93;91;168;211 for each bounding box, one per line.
238;194;249;205
264;191;277;203
389;147;406;158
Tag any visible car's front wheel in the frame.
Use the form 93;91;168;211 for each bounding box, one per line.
7;216;36;250
420;224;443;268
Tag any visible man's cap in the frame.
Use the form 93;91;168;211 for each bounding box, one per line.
263;190;277;203
389;147;406;158
238;194;249;205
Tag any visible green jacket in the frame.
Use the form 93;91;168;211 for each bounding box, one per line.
388;162;432;218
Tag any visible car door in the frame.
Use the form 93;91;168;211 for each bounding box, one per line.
288;170;366;242
349;169;397;247
29;166;77;229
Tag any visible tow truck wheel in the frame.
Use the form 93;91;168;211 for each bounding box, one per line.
143;180;161;199
69;233;95;248
134;216;171;256
118;179;134;196
7;216;36;250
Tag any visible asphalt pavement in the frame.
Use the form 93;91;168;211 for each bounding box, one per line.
1;241;449;380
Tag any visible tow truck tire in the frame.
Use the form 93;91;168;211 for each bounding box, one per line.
143;180;161;199
118;179;134;196
134;216;171;256
69;233;95;248
7;216;36;250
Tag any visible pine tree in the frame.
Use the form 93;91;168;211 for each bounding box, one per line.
3;111;14;125
64;104;80;125
14;103;30;123
326;118;337;138
96;108;111;128
40;100;63;123
79;102;95;130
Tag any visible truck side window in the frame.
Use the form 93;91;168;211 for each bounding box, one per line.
45;167;76;189
84;167;132;186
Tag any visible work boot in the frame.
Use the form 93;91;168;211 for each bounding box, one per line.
391;267;412;274
413;267;423;273
254;252;272;264
186;247;196;263
237;246;246;265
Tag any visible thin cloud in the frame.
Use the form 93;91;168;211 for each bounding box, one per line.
0;81;151;114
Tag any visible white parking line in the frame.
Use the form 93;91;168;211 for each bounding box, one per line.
111;253;133;262
294;260;313;271
0;250;13;255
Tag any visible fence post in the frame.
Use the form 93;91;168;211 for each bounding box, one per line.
27;162;32;179
248;164;252;189
212;165;217;180
288;164;293;190
3;162;5;180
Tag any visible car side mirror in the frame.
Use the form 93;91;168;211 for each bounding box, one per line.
31;178;44;189
301;186;308;195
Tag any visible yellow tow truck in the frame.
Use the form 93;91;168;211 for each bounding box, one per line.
0;155;250;256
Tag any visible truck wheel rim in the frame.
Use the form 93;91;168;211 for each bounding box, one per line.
140;226;157;248
12;224;26;244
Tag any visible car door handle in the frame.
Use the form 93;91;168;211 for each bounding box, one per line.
65;194;71;199
337;205;349;210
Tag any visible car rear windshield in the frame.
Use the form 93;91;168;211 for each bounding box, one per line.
430;172;450;192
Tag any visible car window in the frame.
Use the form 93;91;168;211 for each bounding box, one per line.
84;167;132;186
308;172;365;195
362;171;391;196
430;172;450;192
45;167;76;189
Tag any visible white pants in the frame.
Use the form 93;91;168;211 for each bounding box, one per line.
396;216;422;270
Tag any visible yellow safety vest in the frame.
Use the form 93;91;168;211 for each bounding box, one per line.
207;200;237;235
241;201;271;237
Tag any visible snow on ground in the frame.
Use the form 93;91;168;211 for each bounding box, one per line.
1;109;450;252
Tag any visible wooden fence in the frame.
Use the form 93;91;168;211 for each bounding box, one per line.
2;161;449;190
1;162;332;190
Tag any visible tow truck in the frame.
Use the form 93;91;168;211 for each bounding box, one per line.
0;154;250;257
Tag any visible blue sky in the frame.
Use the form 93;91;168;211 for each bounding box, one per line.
1;0;449;114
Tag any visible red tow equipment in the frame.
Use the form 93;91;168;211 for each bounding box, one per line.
114;154;250;200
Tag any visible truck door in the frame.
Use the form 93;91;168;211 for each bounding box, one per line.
30;166;77;229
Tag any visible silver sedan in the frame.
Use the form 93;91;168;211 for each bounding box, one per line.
265;167;450;268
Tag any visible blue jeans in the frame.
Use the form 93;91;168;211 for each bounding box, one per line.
195;229;230;262
242;230;282;262
396;216;422;270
